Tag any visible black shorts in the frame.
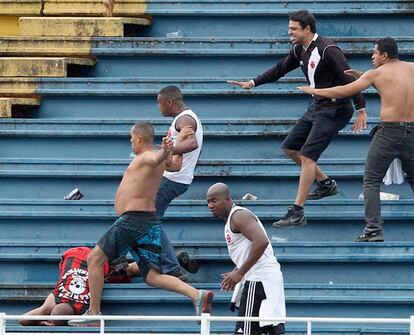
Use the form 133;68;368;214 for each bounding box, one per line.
282;103;353;162
97;211;161;281
235;281;285;335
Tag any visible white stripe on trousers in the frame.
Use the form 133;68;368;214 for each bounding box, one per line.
244;281;256;335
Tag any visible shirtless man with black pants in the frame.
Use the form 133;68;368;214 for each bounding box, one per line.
299;37;414;242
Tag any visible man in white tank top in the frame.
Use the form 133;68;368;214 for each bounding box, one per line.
206;183;286;335
155;85;204;276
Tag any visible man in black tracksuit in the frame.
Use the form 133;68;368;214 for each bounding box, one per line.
228;10;367;227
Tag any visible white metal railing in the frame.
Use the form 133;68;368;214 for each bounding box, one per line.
1;313;413;335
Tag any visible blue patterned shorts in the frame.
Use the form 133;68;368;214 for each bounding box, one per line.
97;211;162;280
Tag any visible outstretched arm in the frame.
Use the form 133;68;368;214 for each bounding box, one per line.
227;79;255;90
298;70;375;99
227;46;300;89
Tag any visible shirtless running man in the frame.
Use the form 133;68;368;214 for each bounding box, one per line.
69;122;213;325
299;37;414;242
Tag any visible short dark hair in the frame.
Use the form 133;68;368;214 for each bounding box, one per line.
158;85;183;101
288;10;317;33
132;122;154;143
377;37;399;59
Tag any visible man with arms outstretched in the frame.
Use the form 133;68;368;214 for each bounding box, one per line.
228;10;367;228
299;37;414;242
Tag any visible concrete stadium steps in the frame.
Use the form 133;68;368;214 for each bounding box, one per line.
1;121;410;199
0;174;393;200
3;36;414;56
25;95;382;120
0;77;383;118
75;53;414;79
2;1;414;40
0;135;364;161
19;17;152;38
0;115;373;129
4;282;414;303
0;117;378;132
1;0;413;16
0;36;95;57
0;0;147;16
145;0;414;11
30;93;383;119
0;199;413;242
0;157;369;174
1;283;414;321
0;130;373;160
42;0;148;17
0;75;375;94
0;1;148;35
0;1;42;16
1;242;414;284
0;57;96;77
0;124;375;160
0;160;412;199
1;37;414;77
0;243;414;262
142;9;414;38
2;241;414;259
0;97;40;117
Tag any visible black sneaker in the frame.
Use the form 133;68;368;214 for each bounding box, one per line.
272;206;307;228
355;231;384;242
176;251;199;274
308;179;340;200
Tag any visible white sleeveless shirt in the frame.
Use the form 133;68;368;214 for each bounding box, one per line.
224;205;281;281
163;109;203;185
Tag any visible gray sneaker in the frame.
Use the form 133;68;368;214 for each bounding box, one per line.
308;179;340;200
68;311;101;327
273;206;307;228
193;289;214;316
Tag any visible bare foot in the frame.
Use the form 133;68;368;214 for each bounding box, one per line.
39;321;54;326
103;0;115;16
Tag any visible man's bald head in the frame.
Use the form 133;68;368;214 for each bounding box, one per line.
206;183;232;220
207;182;230;198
